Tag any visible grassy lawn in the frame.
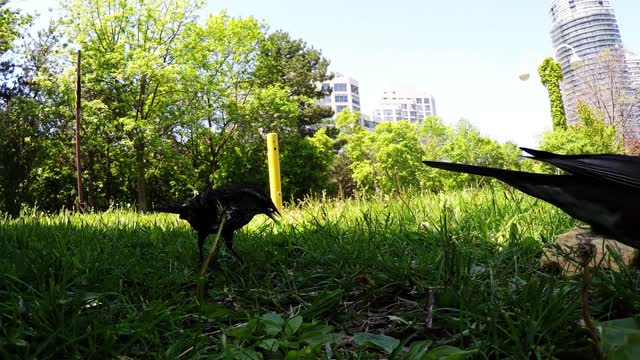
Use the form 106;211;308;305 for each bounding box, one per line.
2;188;639;359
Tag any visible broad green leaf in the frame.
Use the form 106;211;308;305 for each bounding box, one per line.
424;345;476;360
407;340;433;359
608;332;640;360
285;315;303;336
256;338;279;352
262;312;285;336
353;332;400;354
598;316;640;357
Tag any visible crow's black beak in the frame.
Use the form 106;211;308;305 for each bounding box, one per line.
266;207;280;221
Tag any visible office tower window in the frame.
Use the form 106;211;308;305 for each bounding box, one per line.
335;95;349;103
334;83;347;92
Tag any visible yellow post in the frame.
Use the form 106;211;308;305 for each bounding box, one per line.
267;133;283;212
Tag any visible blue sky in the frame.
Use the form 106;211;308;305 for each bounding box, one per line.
11;0;640;147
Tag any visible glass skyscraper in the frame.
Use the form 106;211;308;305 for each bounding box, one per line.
549;0;627;126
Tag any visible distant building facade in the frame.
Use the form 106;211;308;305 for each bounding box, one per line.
627;51;640;89
627;51;640;140
318;72;378;130
318;73;361;114
371;86;436;124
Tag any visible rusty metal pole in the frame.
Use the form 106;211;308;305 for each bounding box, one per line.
75;49;86;212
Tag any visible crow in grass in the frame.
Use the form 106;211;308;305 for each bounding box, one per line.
423;147;640;249
156;187;280;262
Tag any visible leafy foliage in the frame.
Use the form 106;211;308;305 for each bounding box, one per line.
218;312;338;358
254;30;334;131
337;111;523;194
439;119;522;188
60;0;206;210
538;100;622;162
538;57;567;130
0;0;339;214
598;316;640;359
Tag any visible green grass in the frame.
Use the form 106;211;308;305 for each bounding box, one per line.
2;188;640;359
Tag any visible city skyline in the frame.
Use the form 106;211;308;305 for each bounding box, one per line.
11;0;640;147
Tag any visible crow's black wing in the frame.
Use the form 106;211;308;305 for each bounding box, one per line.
520;147;640;190
422;160;577;198
422;160;640;248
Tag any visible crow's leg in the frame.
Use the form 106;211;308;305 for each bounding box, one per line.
197;233;207;263
223;231;241;260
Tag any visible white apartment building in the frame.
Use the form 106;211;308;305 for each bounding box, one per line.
371;86;437;124
628;51;640;90
318;72;361;115
317;72;378;130
627;51;640;137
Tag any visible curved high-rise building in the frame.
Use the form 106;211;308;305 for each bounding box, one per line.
549;0;627;126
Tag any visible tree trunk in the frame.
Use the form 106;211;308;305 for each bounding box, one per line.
105;147;112;205
206;117;219;187
371;159;380;195
135;138;147;211
87;150;96;209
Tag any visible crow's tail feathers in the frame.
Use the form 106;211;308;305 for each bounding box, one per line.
519;147;556;159
422;160;530;180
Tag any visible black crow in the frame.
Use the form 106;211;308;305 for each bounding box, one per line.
423;148;640;249
156;187;280;262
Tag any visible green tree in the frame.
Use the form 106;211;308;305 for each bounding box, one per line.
280;128;334;198
60;0;204;210
338;111;425;194
254;30;334;132
224;85;336;200
180;22;336;200
373;121;425;193
538;57;567;130
416;115;450;191
0;0;30;56
440;119;521;189
0;0;342;212
334;108;362;133
0;98;41;215
178;12;264;188
538;100;622;162
336;110;376;192
328;152;356;197
0;3;65;216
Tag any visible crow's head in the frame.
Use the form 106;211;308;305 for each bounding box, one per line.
239;188;281;221
262;200;281;221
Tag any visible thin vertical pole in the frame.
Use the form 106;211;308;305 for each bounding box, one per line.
266;133;283;212
75;49;85;211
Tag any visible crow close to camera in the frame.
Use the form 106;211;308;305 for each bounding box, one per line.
155;187;280;262
423;147;640;249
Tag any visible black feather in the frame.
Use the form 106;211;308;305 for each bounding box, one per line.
423;149;640;249
520;147;640;190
